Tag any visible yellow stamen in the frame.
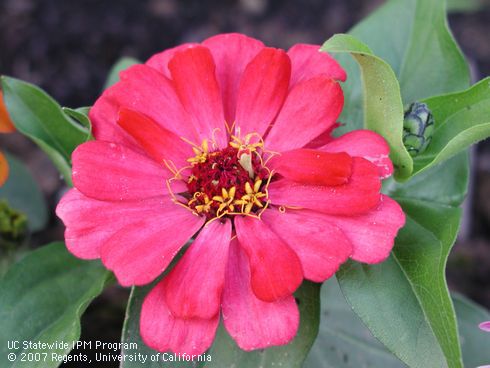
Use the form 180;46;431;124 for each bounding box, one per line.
229;133;264;153
183;138;210;165
212;187;237;215
174;131;277;223
254;179;262;192
235;178;267;214
245;182;253;194
188;192;214;214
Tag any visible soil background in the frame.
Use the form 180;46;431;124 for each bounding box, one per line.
1;0;489;366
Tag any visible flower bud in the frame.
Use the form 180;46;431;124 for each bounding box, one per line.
0;200;27;247
403;102;434;156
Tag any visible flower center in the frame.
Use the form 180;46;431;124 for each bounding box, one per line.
172;134;273;220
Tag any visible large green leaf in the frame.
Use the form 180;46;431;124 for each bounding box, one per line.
0;153;47;232
120;281;320;368
304;278;403;368
385;153;469;207
337;201;462;368
0;242;110;368
331;0;470;158
327;0;472;366
336;152;467;368
321;34;413;180
446;0;485;12
348;0;469;104
304;280;490;368
410;77;490;176
1;77;91;186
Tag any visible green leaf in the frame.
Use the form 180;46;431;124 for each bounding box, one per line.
321;34;413;180
62;107;93;140
385;152;469;207
333;0;467;130
410;77;490;176
325;1;472;366
304;278;403;368
104;57;140;89
336;198;463;368
120;281;320;368
349;0;469;103
337;151;469;368
327;0;470;180
446;0;484;14
0;153;47;232
1;77;91;186
0;242;110;368
304;280;490;368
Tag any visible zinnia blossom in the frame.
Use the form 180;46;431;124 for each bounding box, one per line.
56;33;405;354
0;89;16;187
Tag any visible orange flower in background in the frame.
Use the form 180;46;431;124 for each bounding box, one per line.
0;89;16;186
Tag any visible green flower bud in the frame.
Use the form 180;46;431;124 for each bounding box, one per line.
403;102;435;156
0;200;27;248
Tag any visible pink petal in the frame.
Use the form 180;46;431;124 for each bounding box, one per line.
265;76;344;152
269;149;352;186
262;208;352;282
100;204;204;286
235;48;291;137
72;141;183;201
90;94;139;149
320;130;393;178
268;157;382;216
105;64;199;141
234;216;303;302
202;33;264;124
222;240;299;351
168;45;228;148
164;219;232;319
56;189;174;260
288;44;346;86
141;280;219;355
479;321;490;332
146;43;199;78
117;108;192;170
322;195;405;263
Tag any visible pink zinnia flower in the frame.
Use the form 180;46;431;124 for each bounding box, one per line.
56;33;405;354
480;321;490;332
